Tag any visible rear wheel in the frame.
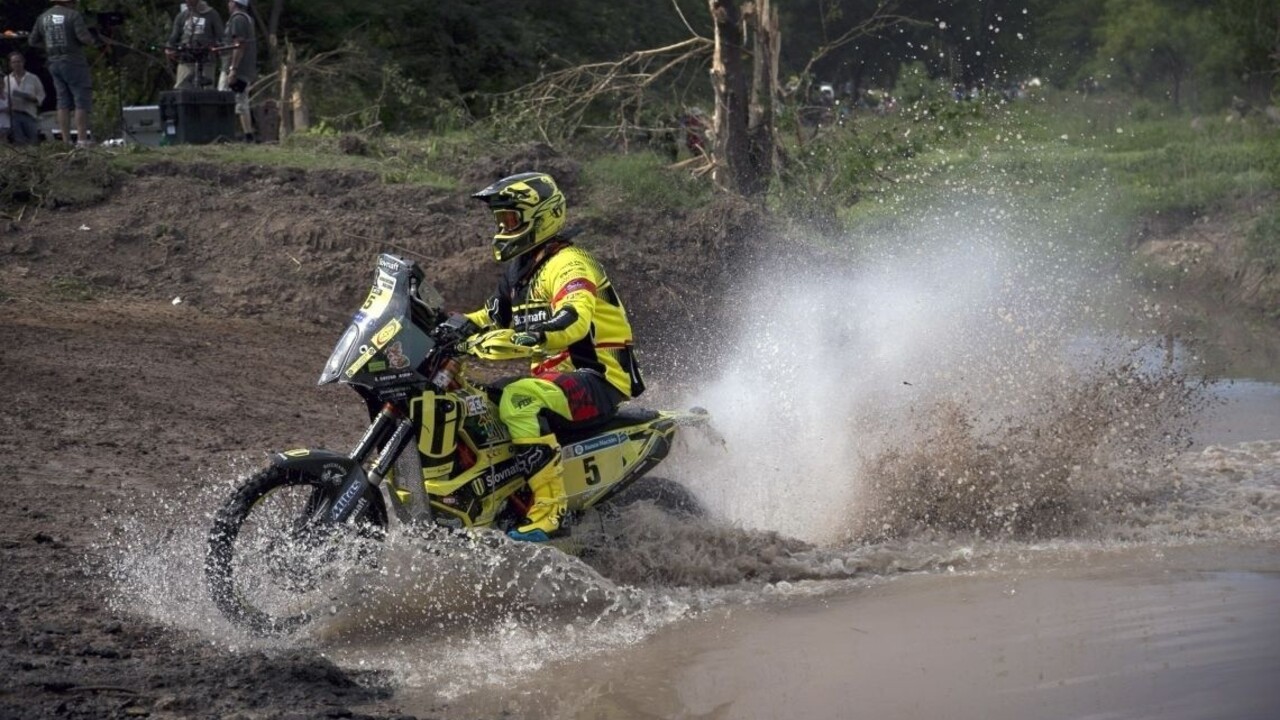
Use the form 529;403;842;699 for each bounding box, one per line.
205;464;387;636
607;476;704;517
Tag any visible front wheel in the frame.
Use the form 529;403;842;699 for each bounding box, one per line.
205;463;388;636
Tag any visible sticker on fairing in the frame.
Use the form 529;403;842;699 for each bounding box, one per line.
358;270;397;321
344;344;379;377
385;340;410;369
372;318;402;349
563;432;626;459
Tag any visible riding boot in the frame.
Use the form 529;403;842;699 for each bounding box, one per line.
508;434;566;543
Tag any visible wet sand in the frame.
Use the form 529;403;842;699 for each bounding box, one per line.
424;544;1280;720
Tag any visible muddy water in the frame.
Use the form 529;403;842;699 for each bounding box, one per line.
430;546;1280;720
106;377;1280;720
376;384;1280;720
1196;380;1280;446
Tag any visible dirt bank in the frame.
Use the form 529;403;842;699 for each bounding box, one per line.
1134;199;1280;328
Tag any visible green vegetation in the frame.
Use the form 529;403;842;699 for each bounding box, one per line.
814;92;1279;251
49;277;95;302
5;0;1276;250
581;153;712;214
0;146;118;210
106;133;465;190
1249;205;1280;269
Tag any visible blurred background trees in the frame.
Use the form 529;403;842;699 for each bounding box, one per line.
1;0;1276;136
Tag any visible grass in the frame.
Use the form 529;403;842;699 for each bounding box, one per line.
105;131;467;190
816;91;1280;253
580;151;712;214
49;277;95;301
1248;204;1280;268
1;145;118;210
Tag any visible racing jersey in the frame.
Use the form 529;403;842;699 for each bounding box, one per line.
466;242;645;399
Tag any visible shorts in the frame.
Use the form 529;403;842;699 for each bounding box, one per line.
49;57;92;113
217;72;252;117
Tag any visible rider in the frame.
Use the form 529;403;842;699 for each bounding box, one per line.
442;172;645;542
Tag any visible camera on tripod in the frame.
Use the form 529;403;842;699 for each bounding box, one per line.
165;43;219;89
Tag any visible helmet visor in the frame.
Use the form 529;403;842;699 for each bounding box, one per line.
494;209;522;234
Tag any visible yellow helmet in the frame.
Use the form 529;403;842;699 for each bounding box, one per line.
471;172;567;262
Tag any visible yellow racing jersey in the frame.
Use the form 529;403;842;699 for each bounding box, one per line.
465;242;645;398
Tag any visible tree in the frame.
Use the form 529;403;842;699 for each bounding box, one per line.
706;0;779;196
1211;0;1280;102
1093;0;1224;108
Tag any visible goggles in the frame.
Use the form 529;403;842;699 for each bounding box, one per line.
494;209;522;233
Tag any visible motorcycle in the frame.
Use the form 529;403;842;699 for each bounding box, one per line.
205;253;712;636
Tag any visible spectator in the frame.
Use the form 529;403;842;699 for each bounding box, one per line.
0;79;10;144
166;1;225;90
218;0;257;142
6;52;48;146
29;0;99;146
680;107;707;156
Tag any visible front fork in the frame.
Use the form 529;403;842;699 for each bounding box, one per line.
329;404;415;524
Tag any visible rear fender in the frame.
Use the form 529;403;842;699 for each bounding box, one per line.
665;407;724;447
666;406;712;427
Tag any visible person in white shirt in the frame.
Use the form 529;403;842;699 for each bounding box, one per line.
6;52;48;145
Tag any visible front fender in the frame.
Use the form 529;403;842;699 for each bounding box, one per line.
270;448;366;488
270;448;391;525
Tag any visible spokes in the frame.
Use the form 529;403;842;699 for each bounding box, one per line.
234;485;340;617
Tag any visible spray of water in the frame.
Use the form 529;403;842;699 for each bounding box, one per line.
664;201;1208;546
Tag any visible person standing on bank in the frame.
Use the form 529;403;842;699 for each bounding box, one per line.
0;79;10;144
29;0;99;146
218;0;257;142
6;52;48;146
166;1;224;90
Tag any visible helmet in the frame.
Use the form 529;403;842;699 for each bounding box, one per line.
471;172;566;262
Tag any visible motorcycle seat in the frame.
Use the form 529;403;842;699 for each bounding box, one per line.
554;405;660;445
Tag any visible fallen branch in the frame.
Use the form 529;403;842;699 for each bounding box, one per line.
491;37;713;143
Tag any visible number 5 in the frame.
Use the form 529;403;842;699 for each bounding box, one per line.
583;456;602;485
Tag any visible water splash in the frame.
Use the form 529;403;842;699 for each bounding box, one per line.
664;204;1207;545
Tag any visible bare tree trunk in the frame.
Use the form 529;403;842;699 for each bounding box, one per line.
279;41;295;140
708;0;777;197
749;0;780;192
292;81;310;133
267;0;285;71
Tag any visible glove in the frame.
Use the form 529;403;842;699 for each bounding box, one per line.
510;330;545;347
434;314;478;342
